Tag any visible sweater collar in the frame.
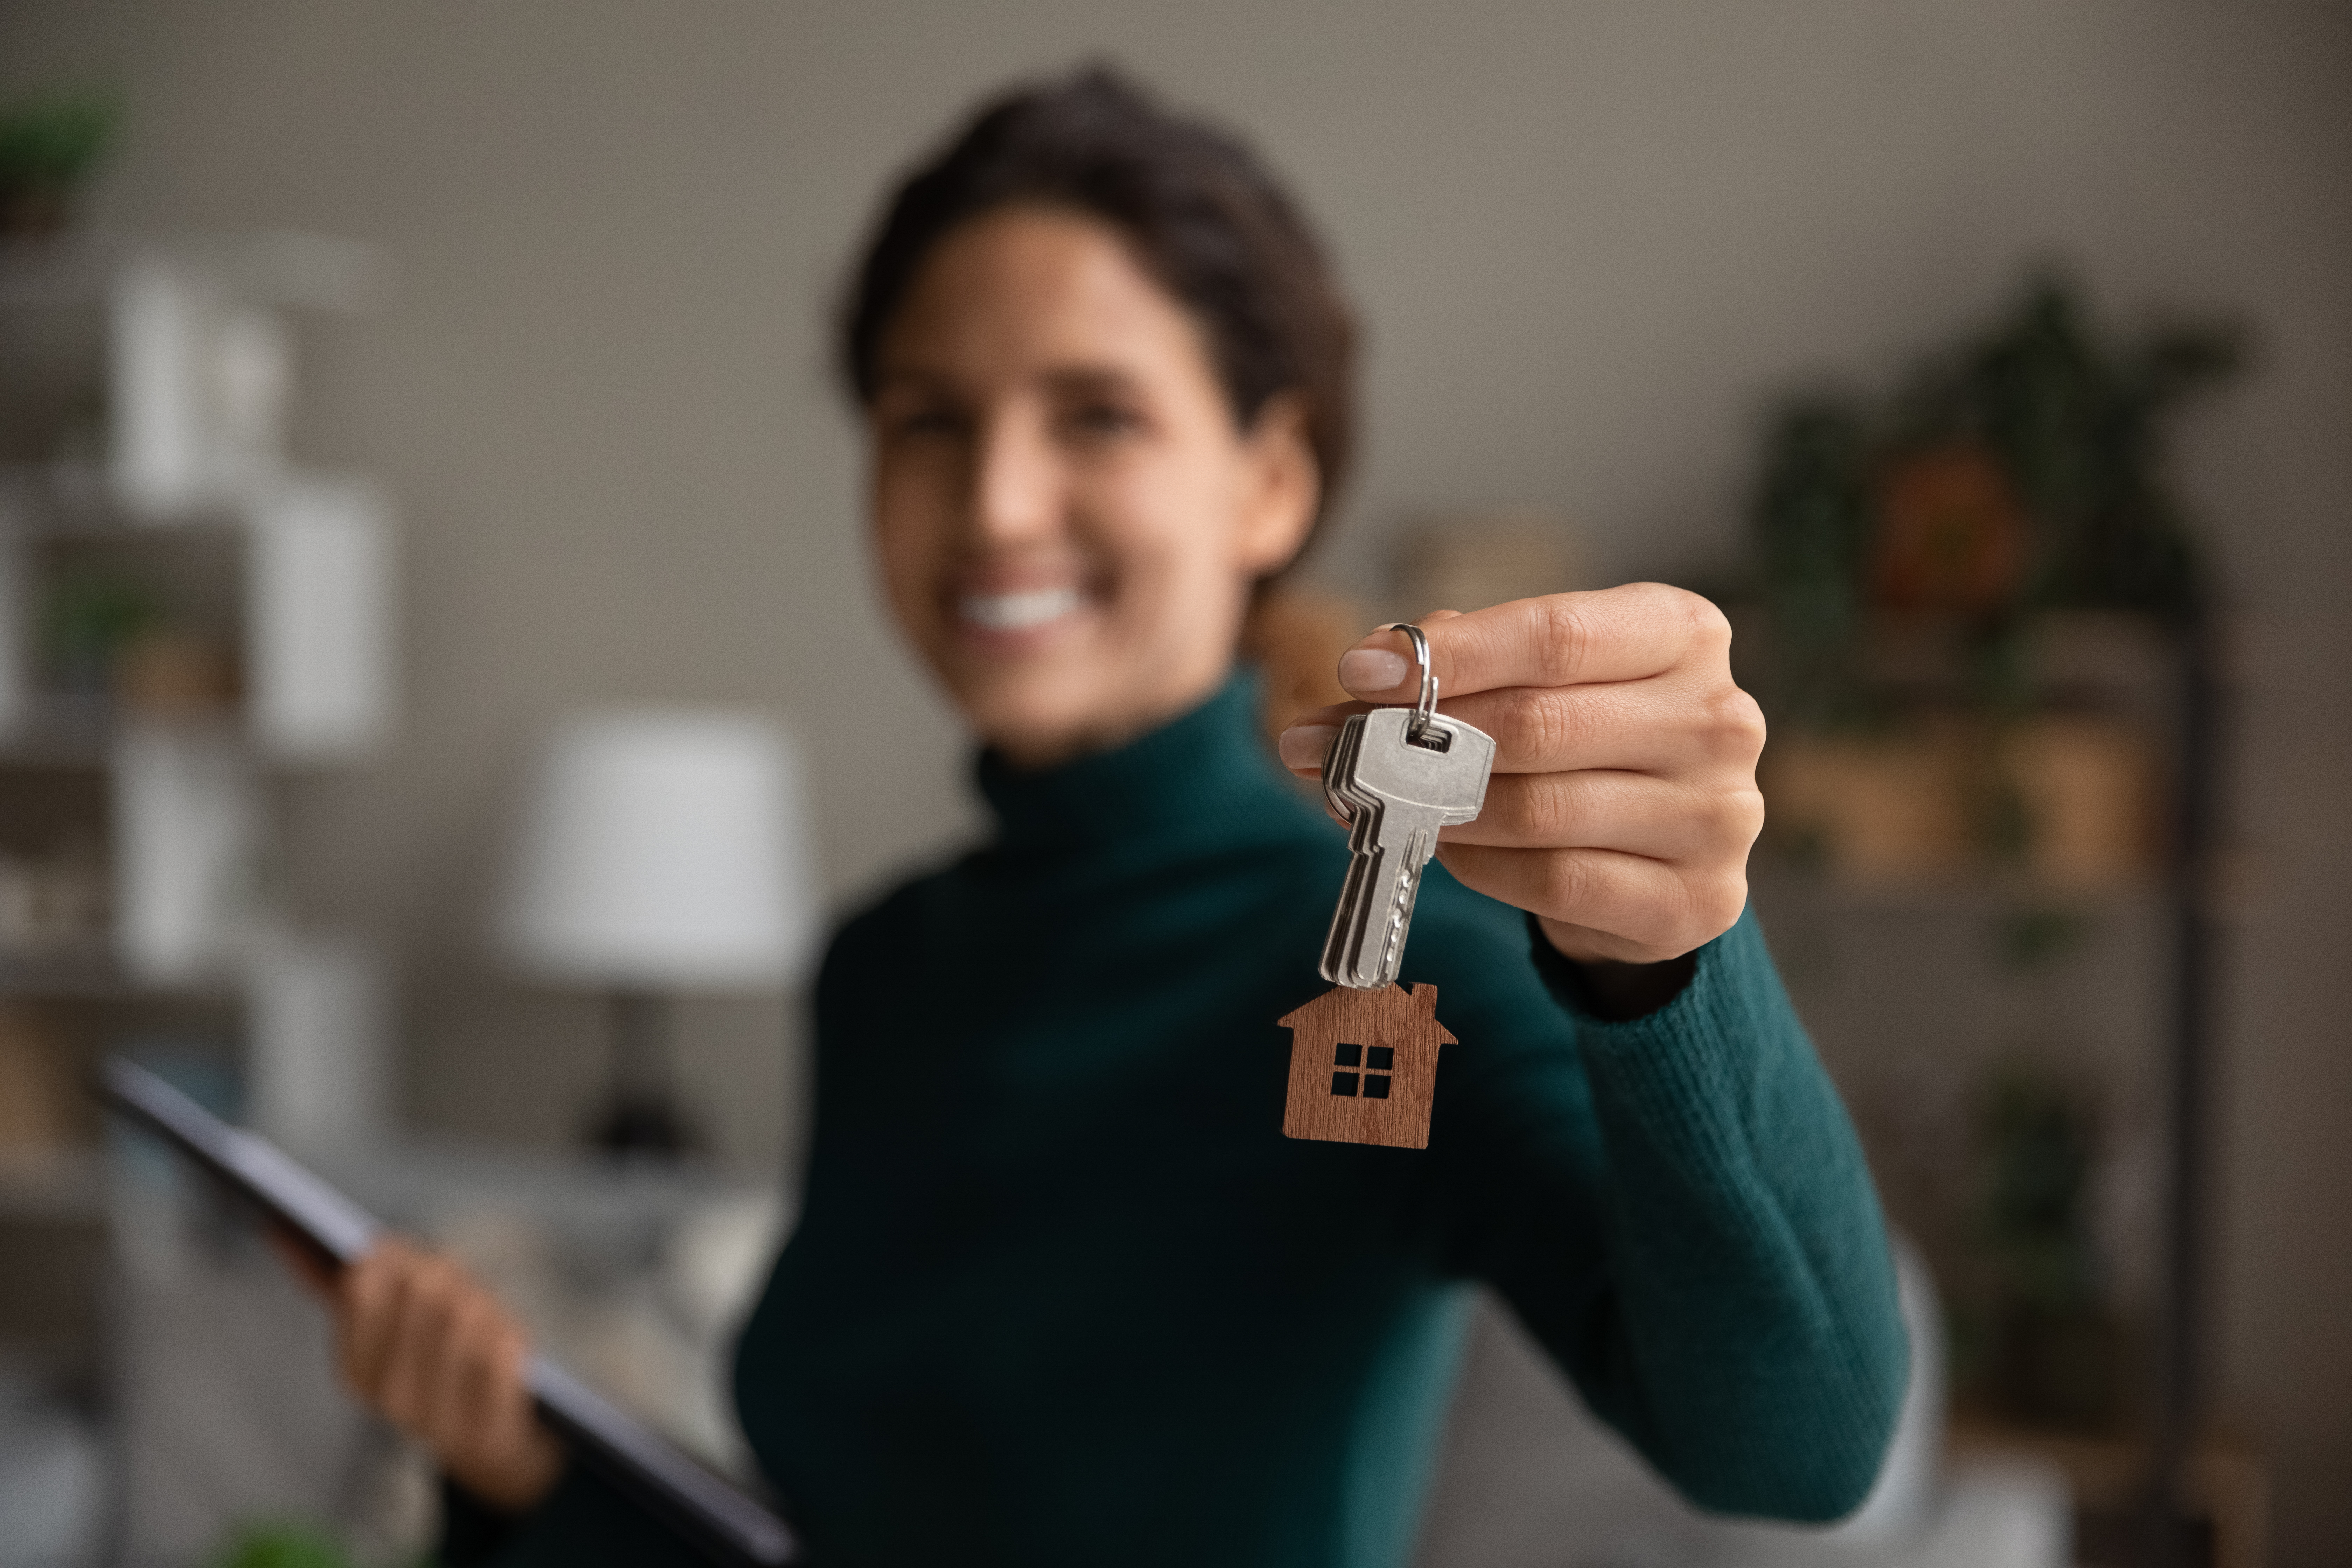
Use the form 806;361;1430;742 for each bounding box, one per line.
975;672;1301;855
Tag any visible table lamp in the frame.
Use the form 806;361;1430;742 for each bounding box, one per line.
496;710;816;1159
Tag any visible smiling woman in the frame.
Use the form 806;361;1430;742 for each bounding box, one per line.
863;205;1322;763
293;66;1908;1568
844;71;1353;766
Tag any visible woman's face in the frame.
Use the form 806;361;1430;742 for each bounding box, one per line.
867;207;1319;766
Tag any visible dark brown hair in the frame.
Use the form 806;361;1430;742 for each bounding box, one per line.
840;66;1358;559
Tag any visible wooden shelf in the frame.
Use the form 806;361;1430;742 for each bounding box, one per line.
1749;863;2167;912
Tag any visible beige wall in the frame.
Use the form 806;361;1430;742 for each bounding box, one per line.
3;2;2348;1560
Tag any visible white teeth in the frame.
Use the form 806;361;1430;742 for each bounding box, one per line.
959;586;1082;632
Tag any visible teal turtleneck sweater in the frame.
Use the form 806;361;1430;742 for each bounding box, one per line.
448;674;1906;1568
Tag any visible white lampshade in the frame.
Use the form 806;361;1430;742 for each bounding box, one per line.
496;709;818;989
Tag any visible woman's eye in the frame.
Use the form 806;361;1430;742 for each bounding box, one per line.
1065;401;1143;440
887;406;970;441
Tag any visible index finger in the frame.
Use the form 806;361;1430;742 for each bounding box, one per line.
1337;584;1724;702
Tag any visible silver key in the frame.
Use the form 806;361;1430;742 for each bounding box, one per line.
1319;628;1495;989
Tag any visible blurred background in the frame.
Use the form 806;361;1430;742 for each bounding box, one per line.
0;2;2344;1566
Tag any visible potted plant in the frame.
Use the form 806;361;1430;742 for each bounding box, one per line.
0;91;118;241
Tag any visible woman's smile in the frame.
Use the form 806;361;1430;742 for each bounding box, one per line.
955;583;1085;636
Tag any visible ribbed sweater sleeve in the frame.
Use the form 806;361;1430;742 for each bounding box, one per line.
1450;906;1907;1522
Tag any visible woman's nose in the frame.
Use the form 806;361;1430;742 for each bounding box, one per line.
969;408;1064;545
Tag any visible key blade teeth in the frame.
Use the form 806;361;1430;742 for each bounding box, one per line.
1370;825;1430;987
1318;707;1491;990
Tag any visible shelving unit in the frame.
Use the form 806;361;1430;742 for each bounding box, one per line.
1743;603;2240;1564
0;231;400;1381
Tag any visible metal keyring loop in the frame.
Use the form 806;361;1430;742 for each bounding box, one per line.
1387;622;1438;736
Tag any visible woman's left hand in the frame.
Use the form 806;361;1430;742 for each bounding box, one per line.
1275;583;1766;967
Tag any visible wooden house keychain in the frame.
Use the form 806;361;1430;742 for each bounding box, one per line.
1279;625;1494;1150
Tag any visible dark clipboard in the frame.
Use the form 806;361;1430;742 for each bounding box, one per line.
99;1057;800;1568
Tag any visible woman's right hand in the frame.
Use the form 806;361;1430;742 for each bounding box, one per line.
302;1235;564;1513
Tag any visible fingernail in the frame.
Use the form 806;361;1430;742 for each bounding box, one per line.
1277;723;1339;769
1339;648;1411;693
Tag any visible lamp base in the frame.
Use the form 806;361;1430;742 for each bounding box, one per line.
589;1092;696;1161
588;990;699;1162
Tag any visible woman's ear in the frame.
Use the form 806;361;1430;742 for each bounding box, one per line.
1234;393;1322;576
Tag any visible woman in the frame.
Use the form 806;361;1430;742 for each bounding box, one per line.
318;70;1906;1567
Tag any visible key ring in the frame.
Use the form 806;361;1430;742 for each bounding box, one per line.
1386;623;1439;740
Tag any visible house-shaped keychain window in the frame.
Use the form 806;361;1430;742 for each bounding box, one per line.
1276;983;1456;1150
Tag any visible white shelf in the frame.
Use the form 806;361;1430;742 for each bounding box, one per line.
0;952;243;1000
0;229;400;1199
0;230;386;313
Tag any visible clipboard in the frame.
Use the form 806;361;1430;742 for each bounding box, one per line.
100;1057;800;1567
